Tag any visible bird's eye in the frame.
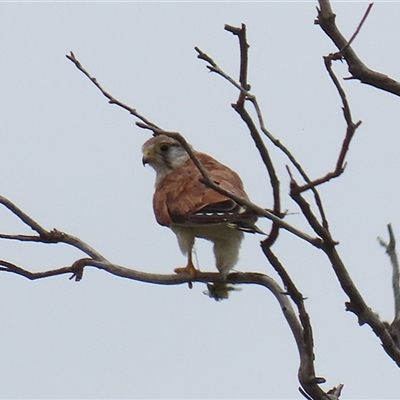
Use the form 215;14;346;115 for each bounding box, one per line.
159;144;169;153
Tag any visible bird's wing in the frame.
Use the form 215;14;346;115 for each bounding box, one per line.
153;152;262;233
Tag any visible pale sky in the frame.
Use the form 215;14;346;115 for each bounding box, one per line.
1;1;400;399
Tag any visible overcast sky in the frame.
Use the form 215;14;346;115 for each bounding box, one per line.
1;1;400;399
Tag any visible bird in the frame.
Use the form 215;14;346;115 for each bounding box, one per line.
142;134;262;299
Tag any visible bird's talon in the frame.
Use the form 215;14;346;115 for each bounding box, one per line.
173;265;198;279
174;263;198;289
173;266;188;274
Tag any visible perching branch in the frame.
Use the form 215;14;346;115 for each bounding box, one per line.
3;237;342;399
0;196;308;376
0;222;331;399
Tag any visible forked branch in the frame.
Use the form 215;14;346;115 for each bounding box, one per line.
294;55;362;194
0;196;108;262
315;0;400;97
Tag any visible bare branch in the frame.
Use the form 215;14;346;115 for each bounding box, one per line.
0;260;76;281
0;255;306;349
315;0;400;97
217;33;334;389
0;192;314;368
261;247;334;399
378;224;400;319
289;179;400;366
230;103;281;219
2;250;344;396
327;243;400;366
194;46;217;68
195;46;250;95
378;224;400;346
0;195;49;237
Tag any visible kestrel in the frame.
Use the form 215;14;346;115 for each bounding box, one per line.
142;134;261;298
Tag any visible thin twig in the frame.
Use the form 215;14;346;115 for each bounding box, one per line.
295;55;362;194
0;196;108;262
340;3;374;55
0;260;76;280
195;46;251;95
66;51;161;130
0;195;49;237
225;23;250;105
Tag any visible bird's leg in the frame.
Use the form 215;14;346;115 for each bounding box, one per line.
174;252;198;279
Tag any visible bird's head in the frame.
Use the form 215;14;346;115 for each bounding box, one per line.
142;135;191;183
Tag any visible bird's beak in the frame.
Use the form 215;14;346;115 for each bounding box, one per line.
142;149;153;166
